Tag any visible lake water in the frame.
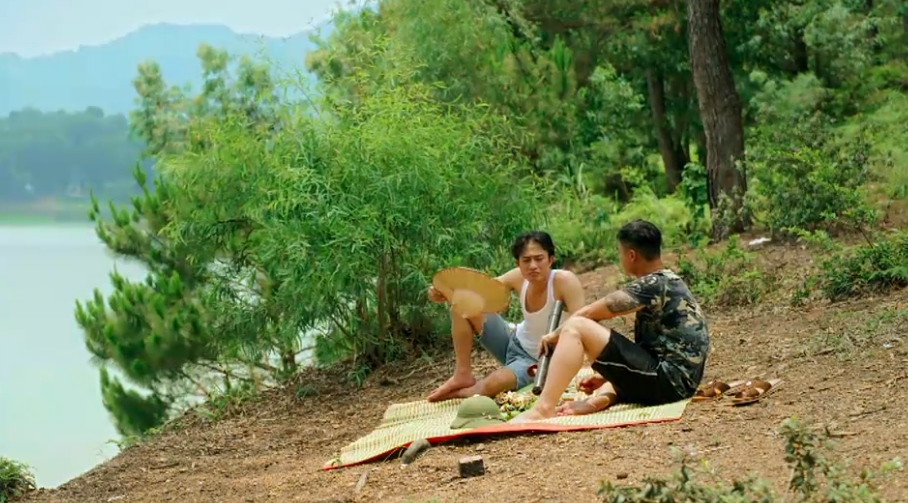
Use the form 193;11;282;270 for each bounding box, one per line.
0;224;146;488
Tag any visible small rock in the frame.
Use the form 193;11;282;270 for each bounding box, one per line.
459;455;485;478
400;438;432;466
616;472;629;480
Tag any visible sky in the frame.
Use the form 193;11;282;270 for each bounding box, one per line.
0;0;351;57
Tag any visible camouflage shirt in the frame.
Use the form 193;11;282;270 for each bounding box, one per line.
621;269;710;397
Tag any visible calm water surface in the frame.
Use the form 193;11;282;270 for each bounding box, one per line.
0;225;146;487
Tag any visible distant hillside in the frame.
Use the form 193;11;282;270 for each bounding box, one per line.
0;22;333;115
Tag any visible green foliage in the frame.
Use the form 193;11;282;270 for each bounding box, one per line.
750;136;877;236
677;236;776;307
75;45;287;438
162;47;538;368
838;88;908;199
548;181;707;268
746;74;880;237
98;368;170;438
546;189;621;268
794;233;908;303
598;417;902;502
307;0;672;195
677;162;711;246
0;458;36;503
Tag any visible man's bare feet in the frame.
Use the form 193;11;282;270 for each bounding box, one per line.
556;399;600;416
426;374;476;402
509;404;556;424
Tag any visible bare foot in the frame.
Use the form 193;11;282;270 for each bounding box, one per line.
426;374;476;402
556;399;600;416
509;405;556;424
448;383;484;400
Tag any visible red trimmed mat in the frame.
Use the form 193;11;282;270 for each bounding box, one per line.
322;368;689;470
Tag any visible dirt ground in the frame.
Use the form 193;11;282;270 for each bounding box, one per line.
22;242;908;503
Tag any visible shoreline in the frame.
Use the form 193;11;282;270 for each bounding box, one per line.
0;213;94;226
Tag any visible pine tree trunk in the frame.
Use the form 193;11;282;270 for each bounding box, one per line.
687;0;750;239
646;68;689;193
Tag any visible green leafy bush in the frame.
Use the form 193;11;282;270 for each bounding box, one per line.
814;232;908;302
546;190;621;268
677;236;776;307
0;458;36;503
162;65;538;368
838;89;908;200
746;72;880;238
548;186;708;269
749;124;877;237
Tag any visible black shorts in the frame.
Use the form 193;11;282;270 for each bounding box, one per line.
590;330;684;405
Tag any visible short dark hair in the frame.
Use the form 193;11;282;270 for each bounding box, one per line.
617;220;662;260
511;230;556;260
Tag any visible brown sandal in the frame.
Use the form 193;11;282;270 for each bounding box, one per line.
730;379;783;406
692;379;745;402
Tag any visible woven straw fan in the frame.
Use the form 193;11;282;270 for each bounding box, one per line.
432;267;510;318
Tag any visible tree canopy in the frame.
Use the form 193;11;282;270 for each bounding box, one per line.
0;107;145;204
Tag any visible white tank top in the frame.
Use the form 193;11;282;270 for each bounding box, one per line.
515;269;563;357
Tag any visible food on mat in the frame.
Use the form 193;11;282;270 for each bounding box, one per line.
495;380;589;419
495;390;538;419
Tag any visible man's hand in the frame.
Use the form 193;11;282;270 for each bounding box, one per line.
427;286;446;303
577;375;606;394
538;330;560;356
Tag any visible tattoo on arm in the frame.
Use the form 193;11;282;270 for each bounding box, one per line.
602;290;643;315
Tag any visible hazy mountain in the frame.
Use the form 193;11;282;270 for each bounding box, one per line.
0;22;333;116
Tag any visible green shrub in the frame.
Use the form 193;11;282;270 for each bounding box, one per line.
613;188;707;249
677;161;711;246
749;129;877;237
838;89;908;200
814;232;908;302
160;65;539;368
676;236;776;307
548;182;708;270
0;458;36;503
745;71;880;238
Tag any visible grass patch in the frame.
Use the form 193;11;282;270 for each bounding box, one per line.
794;231;908;305
839;89;908;200
598;417;903;502
801;303;907;359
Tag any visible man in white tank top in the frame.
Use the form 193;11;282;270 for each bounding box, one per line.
425;231;586;402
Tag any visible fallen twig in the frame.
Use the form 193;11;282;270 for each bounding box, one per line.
354;468;370;494
826;430;859;438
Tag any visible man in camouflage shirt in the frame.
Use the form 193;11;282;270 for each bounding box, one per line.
512;219;710;423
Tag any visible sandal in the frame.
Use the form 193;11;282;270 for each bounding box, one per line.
692;379;745;402
730;378;783;406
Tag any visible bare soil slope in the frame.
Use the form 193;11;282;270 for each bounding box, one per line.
23;244;908;503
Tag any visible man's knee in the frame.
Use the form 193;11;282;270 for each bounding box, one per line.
564;316;607;335
451;307;485;333
479;366;521;395
563;317;611;348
